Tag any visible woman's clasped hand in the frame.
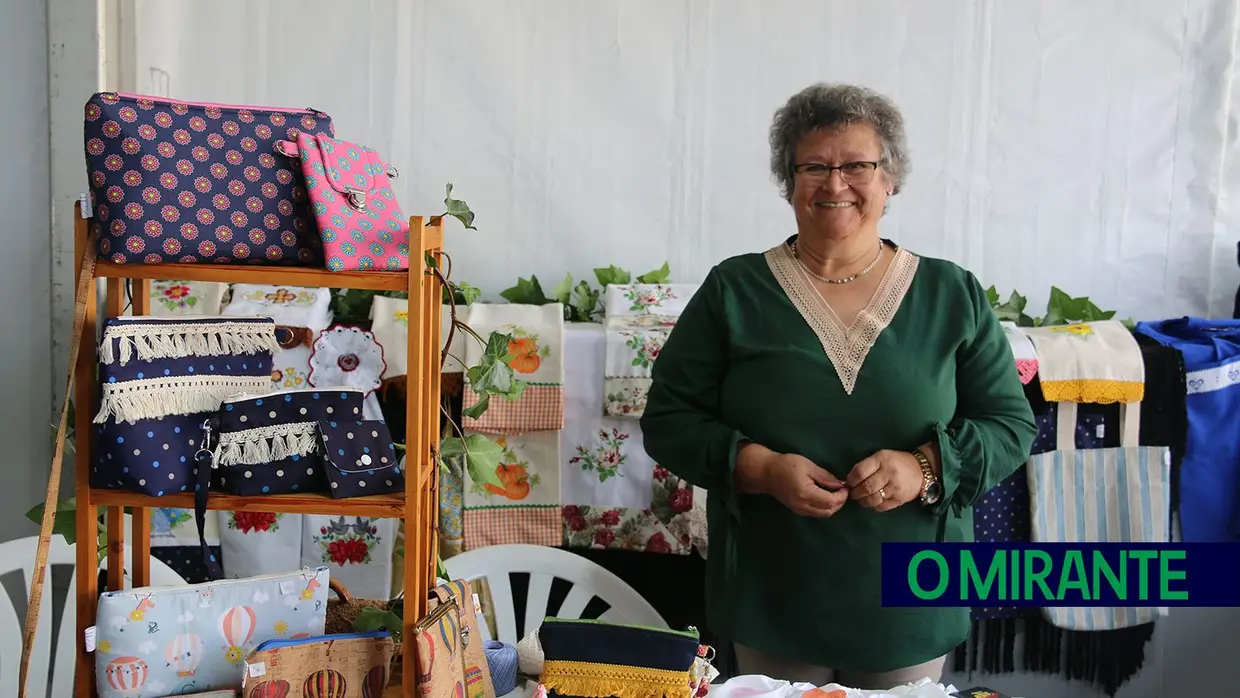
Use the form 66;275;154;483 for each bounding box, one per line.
739;443;928;516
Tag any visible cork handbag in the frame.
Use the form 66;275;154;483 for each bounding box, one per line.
412;579;495;698
242;630;395;698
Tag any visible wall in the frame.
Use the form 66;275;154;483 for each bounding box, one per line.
0;0;53;541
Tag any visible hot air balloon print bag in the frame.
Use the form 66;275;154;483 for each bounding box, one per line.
94;566;330;697
241;630;396;697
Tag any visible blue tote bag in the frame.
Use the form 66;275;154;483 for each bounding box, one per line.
1136;317;1240;542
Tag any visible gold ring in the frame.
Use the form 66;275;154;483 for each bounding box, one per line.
879;487;887;500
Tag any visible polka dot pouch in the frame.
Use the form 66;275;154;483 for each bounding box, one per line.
209;386;368;497
316;419;403;498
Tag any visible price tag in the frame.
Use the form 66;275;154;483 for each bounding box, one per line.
84;625;97;652
280;580;297;595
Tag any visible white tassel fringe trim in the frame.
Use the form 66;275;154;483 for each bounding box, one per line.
94;375;276;425
99;320;280;366
214;421;320;467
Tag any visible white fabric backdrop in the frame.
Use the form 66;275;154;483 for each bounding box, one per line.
118;0;1240;320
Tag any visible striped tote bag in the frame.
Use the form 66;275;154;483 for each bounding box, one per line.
1026;400;1172;630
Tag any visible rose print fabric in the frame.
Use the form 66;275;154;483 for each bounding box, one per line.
461;303;566;432
300;515;397;600
83;92;332;265
148;280;227;317
217;511;304;579
602;283;702;320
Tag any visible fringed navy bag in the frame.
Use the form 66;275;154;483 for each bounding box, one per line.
92;316;279;496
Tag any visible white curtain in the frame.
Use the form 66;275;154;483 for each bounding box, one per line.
117;0;1240;320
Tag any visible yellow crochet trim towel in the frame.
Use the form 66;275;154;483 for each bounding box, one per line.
1024;320;1145;403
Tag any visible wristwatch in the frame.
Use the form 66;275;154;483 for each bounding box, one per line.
912;448;943;506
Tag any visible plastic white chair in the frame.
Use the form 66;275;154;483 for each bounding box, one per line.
443;544;666;645
0;533;187;698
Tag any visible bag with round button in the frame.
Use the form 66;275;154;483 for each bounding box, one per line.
316;418;404;498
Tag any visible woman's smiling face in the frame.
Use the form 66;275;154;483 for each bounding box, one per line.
791;122;890;241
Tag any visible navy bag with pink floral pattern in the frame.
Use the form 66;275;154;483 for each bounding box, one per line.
82;92;335;265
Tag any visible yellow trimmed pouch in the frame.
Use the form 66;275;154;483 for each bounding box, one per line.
537;618;699;698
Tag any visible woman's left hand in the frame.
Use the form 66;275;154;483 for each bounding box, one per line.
845;450;924;512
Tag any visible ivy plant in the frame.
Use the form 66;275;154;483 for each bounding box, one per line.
499;261;672;322
986;285;1132;328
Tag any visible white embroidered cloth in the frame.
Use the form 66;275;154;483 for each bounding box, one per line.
463;303;566;384
369;296;465;377
1000;321;1039;385
1024;320;1145;403
602;283;701;321
308;326;386;395
223;283;334;331
148;280;227;316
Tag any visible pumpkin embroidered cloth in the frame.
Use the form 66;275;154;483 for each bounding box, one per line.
462;431;561;549
1024;320;1145;403
461;303;566;433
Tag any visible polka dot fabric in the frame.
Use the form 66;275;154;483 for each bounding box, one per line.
212;387;367;496
83;92;334;265
971;402;1113;620
317;419;404;498
92;411;213;497
289;132;409;272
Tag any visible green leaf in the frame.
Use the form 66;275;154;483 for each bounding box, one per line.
984;285;1000;307
25;499;80;546
437;556;450;581
443;183;476;230
499;276;550;305
568;281;602;322
636;262;671;284
444;281;481;306
353;606;402;637
441;434;505;490
593;265;631;287
551;272;575;305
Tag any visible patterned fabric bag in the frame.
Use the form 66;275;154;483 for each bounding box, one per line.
83;92;334;265
317;419;404;498
93;567;330;697
276;134;408;271
91;316;279;497
537;618;700;698
241;630;395;697
1026;401;1172;630
209;386;369;497
413;580;496;698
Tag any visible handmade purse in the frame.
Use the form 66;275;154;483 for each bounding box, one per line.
537;619;702;698
242;630;395;697
93;566;330;697
318;419;404;498
91;316;280;497
276;134;408;271
208;386;370;497
413;580;496;698
83;92;335;265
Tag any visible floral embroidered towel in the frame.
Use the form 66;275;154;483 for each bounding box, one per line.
602;283;700;320
218;511;304;579
1001;321;1039;385
369;295;465;377
223;284;334;331
602;324;673;418
463;431;561;549
148;280;227;316
1024;320;1145;403
462;303;565;433
559;323;698;554
301;515;397;600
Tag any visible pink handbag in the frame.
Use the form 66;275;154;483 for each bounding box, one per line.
277;134;408;271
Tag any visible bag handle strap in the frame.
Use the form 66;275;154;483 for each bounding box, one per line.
19;232;98;698
1056;400;1142;451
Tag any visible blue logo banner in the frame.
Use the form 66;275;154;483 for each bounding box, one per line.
881;542;1240;607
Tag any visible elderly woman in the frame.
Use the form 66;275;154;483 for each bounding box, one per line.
639;83;1037;690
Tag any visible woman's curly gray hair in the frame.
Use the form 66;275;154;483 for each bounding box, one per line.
769;83;910;203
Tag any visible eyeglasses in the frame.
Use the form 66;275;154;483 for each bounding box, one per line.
794;161;881;185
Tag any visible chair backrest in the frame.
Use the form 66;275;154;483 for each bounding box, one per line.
443;544;666;645
0;534;187;698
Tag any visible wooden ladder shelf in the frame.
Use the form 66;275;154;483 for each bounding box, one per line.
70;202;443;697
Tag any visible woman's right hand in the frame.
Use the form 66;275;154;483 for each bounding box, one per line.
735;443;849;517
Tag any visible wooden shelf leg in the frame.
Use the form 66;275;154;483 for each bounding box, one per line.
74;211;99;697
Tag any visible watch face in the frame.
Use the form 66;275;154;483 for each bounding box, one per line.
924;482;944;504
